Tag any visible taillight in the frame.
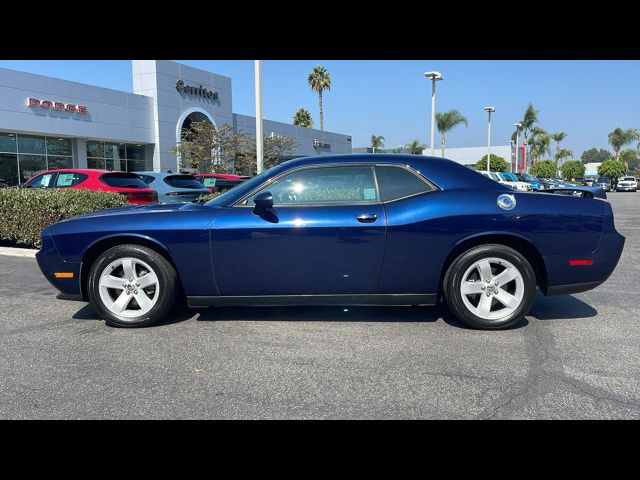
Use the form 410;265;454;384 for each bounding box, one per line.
124;191;157;204
568;259;593;266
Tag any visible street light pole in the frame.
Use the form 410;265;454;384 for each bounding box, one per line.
424;71;443;156
514;122;522;173
484;106;495;173
255;60;264;174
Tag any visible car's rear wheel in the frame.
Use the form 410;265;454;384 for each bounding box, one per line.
88;244;177;328
443;244;536;330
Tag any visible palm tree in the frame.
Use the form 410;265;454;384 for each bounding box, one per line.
551;132;567;166
555;148;573;167
435;110;468;157
308;66;331;131
511;103;539;168
370;135;385;153
529;129;551;163
405;140;427;155
292;108;313;128
608;128;640;163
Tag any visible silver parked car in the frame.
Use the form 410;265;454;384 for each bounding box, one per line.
135;171;210;203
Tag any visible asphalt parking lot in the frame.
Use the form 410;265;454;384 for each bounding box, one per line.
1;192;639;419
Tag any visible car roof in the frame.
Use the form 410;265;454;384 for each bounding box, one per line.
37;169;117;174
136;171;195;177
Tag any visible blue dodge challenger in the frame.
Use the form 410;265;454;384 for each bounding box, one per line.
36;154;625;330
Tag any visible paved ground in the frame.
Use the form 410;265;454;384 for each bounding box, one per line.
1;192;639;419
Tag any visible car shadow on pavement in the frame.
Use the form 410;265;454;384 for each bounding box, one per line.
528;292;598;321
71;294;594;330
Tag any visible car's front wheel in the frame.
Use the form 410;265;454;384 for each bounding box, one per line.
87;244;177;328
443;244;537;330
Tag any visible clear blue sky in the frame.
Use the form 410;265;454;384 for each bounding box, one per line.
1;60;638;157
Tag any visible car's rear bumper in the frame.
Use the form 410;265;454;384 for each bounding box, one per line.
543;227;625;296
36;230;82;295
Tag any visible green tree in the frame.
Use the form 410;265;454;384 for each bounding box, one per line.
598;160;627;189
370;135;385;153
172;121;241;173
234;133;297;175
530;160;557;178
551;131;567;159
608;128;640;161
619;149;639;173
581;148;612;164
529;128;551;163
292;108;313;128
308;66;331;131
555;148;573;166
511;103;539;166
405;139;427;155
560;160;585;180
435;110;468;157
475;154;508;172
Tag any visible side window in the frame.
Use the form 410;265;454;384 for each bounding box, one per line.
375;166;434;202
26;173;56;189
55;173;88;188
246;166;378;206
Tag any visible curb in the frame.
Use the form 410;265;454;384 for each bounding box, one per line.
0;246;38;258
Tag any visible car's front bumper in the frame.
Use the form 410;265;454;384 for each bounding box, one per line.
36;230;82;295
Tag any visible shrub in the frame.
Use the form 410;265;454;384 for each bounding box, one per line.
475;154;508;172
530;160;557;179
0;188;129;249
560;160;585;180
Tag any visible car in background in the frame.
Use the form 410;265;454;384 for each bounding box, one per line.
514;173;546;191
0;177;8;188
195;173;250;193
593;177;611;192
616;176;638;192
21;169;158;205
497;172;532;191
136;172;210;203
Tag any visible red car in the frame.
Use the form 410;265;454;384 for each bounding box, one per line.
22;169;158;205
195;173;250;193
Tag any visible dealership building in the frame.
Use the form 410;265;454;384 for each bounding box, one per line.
0;60;352;186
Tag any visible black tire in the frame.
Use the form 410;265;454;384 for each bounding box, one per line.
442;244;536;330
87;244;178;328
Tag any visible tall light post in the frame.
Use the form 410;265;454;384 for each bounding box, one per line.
254;60;264;174
484;106;495;173
424;71;443;156
513;122;522;173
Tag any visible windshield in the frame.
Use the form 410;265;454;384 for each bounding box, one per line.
205;169;272;206
500;172;517;182
521;173;537;182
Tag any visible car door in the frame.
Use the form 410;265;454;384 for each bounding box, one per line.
211;164;386;296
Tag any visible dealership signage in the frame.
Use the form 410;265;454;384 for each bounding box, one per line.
27;97;87;114
176;80;219;100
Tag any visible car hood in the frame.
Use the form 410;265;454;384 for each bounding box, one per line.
71;201;206;220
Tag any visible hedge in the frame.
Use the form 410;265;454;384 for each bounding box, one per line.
0;188;129;249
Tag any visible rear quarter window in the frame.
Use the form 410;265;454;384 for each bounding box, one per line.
163;175;205;189
375;165;435;202
55;172;88;187
100;173;149;189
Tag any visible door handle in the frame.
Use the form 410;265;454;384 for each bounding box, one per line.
357;213;378;223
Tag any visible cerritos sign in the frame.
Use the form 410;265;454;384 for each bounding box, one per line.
27;97;87;114
176;80;219;101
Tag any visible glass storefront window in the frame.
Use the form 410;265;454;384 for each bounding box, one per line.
0;153;18;186
47;156;73;170
46;138;72;156
18;154;47;183
127;159;146;172
87;141;105;158
88;158;105;169
0;133;17;153
126;144;145;160
17;135;46;155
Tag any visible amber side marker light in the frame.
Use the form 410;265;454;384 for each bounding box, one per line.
54;272;74;278
568;260;593;266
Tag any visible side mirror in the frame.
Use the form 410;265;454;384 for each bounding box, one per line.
253;191;274;217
